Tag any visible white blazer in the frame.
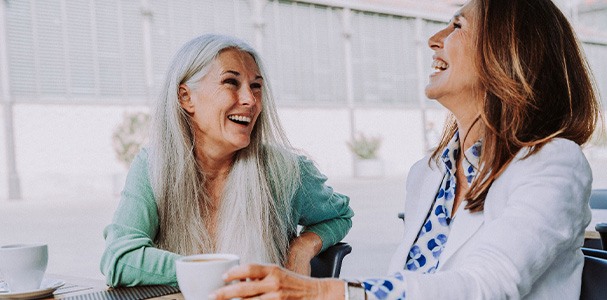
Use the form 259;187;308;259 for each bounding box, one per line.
388;138;592;299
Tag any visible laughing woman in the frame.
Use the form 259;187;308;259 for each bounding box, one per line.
211;0;601;299
100;34;353;287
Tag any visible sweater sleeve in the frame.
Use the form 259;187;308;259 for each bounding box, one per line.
292;156;354;252
100;149;181;287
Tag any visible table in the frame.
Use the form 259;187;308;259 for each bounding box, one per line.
42;274;183;300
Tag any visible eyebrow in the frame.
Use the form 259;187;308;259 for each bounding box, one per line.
223;70;263;80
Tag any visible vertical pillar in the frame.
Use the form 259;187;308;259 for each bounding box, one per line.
341;8;355;141
415;17;430;153
569;0;579;26
0;0;22;200
250;0;267;55
341;8;357;175
141;0;154;101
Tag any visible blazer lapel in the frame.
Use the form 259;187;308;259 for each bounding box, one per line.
438;204;484;268
389;164;444;273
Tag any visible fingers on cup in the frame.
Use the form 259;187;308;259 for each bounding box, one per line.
211;280;271;300
223;263;273;282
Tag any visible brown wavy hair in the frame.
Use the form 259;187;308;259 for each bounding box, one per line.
431;0;601;212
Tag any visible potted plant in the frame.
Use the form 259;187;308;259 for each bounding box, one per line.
111;111;150;194
347;133;384;178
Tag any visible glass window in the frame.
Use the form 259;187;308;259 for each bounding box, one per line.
263;1;345;106
351;11;416;106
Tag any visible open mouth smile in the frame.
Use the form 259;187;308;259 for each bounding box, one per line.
432;59;449;72
227;114;252;125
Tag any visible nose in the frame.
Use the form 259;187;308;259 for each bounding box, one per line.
239;86;256;106
428;27;448;50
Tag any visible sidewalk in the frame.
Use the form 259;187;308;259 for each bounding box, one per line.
0;175;408;280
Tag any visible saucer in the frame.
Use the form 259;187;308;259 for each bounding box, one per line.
0;278;65;299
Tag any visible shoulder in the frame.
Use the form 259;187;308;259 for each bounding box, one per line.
262;144;315;174
295;155;327;183
127;147;149;172
496;138;591;198
123;148;154;196
511;138;588;170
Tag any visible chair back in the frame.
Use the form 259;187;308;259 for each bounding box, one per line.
582;247;607;260
589;189;607;209
581;248;607;300
596;223;607;250
310;242;352;278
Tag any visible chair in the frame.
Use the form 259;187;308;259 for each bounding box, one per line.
586;189;607;250
583;238;603;250
581;248;607;300
310;242;352;278
596;223;607;250
582;247;607;260
589;189;607;209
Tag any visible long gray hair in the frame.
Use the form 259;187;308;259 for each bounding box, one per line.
148;34;301;265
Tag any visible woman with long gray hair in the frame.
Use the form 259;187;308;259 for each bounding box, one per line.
100;34;353;287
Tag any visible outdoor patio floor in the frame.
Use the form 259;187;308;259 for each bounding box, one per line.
0;175;407;281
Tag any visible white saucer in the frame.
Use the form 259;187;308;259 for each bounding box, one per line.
0;278;65;299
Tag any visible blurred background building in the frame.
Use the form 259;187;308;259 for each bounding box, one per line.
1;0;606;200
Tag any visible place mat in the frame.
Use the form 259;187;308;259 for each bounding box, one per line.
61;285;180;300
53;282;98;296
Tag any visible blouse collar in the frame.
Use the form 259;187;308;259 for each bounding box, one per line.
440;131;482;184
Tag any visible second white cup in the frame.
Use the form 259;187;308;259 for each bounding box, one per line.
0;244;48;293
175;253;239;300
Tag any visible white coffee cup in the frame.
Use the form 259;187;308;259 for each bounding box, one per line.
0;244;48;292
176;253;239;300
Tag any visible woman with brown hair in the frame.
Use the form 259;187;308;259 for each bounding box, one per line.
211;0;601;298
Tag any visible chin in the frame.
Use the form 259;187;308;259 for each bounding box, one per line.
234;140;252;150
424;87;439;100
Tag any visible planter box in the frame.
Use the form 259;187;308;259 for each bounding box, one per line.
354;159;384;178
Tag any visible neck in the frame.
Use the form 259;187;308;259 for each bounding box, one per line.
448;90;484;150
194;147;234;182
456;114;481;151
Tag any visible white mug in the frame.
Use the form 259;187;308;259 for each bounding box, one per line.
0;244;48;292
176;253;239;300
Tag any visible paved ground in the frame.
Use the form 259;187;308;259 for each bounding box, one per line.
3;164;606;282
0;175;407;281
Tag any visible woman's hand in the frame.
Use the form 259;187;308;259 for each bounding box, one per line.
285;232;323;276
209;263;344;300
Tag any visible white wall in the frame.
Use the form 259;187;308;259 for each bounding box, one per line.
3;104;607;201
1;104;451;200
3;104;148;200
275;107;448;178
0;106;7;198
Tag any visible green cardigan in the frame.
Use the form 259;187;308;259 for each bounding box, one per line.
100;149;353;287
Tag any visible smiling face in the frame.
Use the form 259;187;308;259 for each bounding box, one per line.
425;0;483;114
179;48;263;159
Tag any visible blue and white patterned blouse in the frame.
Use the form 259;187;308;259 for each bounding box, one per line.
361;132;482;300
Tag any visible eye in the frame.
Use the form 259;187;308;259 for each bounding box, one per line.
223;78;239;86
453;22;462;29
250;82;262;90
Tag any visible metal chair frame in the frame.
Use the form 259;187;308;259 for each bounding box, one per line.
310;242;352;278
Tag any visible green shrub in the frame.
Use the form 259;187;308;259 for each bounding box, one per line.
347;133;382;160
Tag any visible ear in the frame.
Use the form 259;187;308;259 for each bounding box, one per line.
178;84;195;113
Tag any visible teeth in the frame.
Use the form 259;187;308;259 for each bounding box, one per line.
228;115;251;123
431;59;448;71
